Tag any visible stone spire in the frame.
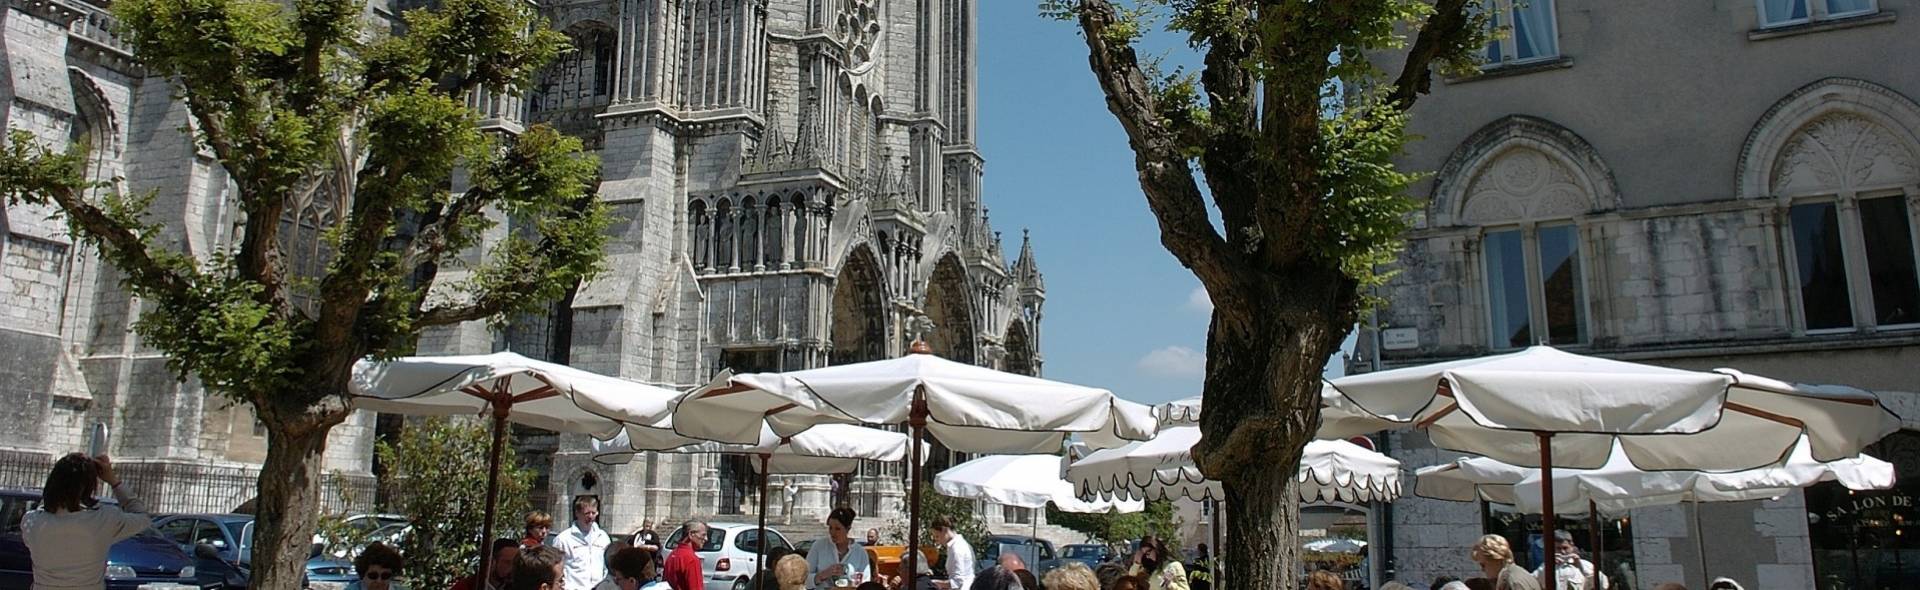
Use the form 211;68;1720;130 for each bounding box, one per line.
1012;229;1044;293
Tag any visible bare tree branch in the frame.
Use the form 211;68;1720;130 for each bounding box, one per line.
40;186;193;301
397;186;494;276
1077;0;1240;291
1389;0;1474;108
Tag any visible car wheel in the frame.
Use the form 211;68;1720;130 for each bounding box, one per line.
733;577;751;590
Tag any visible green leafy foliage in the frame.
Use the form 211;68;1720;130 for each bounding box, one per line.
1045;499;1181;544
377;418;534;588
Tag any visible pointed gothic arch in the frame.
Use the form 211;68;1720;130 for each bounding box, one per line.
1737;78;1920;201
1003;319;1035;376
1430;115;1619;227
830;244;889;366
923;253;976;364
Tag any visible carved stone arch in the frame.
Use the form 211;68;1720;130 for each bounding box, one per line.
1003;319;1035;376
1738;78;1920;200
830;243;890;366
1431;115;1619;227
67;68;119;156
922;253;976;364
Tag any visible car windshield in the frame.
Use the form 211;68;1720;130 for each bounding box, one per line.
1064;546;1104;558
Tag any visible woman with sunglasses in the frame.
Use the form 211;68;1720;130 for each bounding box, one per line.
349;542;407;590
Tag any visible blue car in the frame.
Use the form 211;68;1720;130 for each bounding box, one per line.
1059;544;1114;569
0;489;217;590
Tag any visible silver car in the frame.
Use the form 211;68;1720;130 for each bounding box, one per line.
663;523;796;590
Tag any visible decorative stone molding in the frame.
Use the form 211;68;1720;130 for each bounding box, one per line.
1737;78;1920;200
1429;115;1620;228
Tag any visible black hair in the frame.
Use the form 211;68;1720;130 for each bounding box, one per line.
42;453;99;513
829;506;857;530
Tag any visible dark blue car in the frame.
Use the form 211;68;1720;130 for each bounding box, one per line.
0;489;217;590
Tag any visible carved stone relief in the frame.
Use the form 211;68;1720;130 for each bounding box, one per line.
1460;147;1593;225
1770;113;1920;195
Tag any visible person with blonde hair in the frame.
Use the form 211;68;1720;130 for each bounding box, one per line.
1041;562;1099;590
1305;570;1344;590
1470;535;1541;590
776;554;811;590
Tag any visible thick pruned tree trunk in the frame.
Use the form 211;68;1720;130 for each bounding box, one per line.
1061;0;1479;585
1195;277;1349;589
250;408;341;590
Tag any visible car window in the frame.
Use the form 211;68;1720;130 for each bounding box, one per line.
764;530;792;552
240;521;254;551
1038;542;1054;561
665;528;725;552
193;520;229;549
0;496;30;535
1064;546;1101;559
733;529;758;552
156;518;198;545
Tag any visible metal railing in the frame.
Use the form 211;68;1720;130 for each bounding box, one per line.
0;450;374;516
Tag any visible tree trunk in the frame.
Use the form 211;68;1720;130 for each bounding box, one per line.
1194;293;1347;590
250;419;335;590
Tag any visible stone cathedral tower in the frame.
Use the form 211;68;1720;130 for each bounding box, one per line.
0;0;1045;534
491;0;1049;531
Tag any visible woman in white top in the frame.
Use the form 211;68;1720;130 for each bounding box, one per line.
21;454;153;590
804;507;873;588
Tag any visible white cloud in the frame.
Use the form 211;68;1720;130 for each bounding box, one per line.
1137;346;1207;377
1185;286;1213;313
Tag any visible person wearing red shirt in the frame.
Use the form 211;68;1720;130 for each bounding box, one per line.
664;521;708;590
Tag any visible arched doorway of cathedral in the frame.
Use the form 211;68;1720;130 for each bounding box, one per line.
1004;319;1035;376
923;254;976;364
828;244;892;511
917;254;978;482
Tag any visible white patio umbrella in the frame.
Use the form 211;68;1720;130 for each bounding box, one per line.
350;351;691;581
1303;538;1367;553
934;454;1142;546
1415;437;1895;587
1069;428;1403;505
1329;345;1902;588
593;423;919;587
670;343;1157;588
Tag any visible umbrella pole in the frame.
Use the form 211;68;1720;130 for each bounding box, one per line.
756;453;771;590
478;399;510;588
1537;432;1558;590
1589;501;1602;590
1210;498;1221;590
1692;498;1708;586
905;386;929;590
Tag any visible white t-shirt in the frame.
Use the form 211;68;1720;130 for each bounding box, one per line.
21;484;152;590
940;535;975;590
803;536;873;589
554;523;611;590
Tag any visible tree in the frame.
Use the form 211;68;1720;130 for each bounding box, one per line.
1041;0;1487;587
380;418;535;588
0;0;608;585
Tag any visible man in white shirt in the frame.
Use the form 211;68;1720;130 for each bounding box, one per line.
554;496;613;590
927;517;973;590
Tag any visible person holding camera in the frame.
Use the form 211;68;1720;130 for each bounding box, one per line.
21;453;152;590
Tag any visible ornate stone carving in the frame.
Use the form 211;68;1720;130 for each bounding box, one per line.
1460;147;1593;224
1770;113;1920;195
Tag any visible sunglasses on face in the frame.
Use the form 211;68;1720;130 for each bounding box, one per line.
365;570;394;581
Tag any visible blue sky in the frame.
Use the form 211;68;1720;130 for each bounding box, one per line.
973;5;1353;406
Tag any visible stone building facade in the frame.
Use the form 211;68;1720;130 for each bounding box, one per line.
0;0;1053;540
1357;2;1920;589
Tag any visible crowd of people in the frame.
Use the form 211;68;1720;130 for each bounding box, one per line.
14;452;1754;590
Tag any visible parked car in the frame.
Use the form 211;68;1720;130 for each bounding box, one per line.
663;522;795;590
977;535;1062;577
1059;544;1113;569
303;555;360;590
153;514;257;564
0;488;216;590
